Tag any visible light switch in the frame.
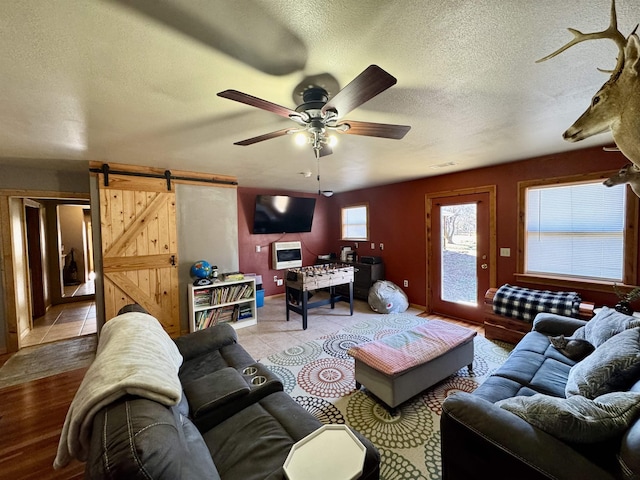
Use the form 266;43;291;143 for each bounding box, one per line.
500;248;511;257
371;242;375;249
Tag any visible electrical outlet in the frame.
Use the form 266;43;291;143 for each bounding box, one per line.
273;275;278;282
276;279;283;286
379;243;384;250
403;280;409;288
371;242;375;249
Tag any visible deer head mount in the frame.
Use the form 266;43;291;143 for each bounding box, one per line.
604;163;640;198
538;0;640;168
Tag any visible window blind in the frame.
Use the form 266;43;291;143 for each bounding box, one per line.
526;182;626;281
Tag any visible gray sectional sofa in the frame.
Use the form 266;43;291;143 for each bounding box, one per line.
441;307;640;480
66;312;380;479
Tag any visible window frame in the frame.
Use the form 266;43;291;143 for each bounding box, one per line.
341;202;369;241
516;170;639;293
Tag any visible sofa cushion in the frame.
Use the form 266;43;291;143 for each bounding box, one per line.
528;357;573;397
86;396;219;479
179;342;257;384
509;330;577;366
566;327;640;399
203;391;380;480
473;375;543;403
573;307;640;348
174;323;238;362
497;391;640;443
619;416;640;480
183;367;250;418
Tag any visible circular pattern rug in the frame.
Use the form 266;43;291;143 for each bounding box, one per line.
298;357;355;397
261;313;513;480
267;340;322;366
322;334;371;359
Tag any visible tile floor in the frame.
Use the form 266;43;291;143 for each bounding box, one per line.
62;279;95;297
20;299;97;347
235;293;426;360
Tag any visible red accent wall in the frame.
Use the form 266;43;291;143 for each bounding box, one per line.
237;146;637;311
237;187;334;296
326;146;634;309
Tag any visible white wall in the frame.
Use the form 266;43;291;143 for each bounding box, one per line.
176;184;238;331
58;205;87;284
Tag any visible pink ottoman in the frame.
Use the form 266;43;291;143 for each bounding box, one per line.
347;320;476;408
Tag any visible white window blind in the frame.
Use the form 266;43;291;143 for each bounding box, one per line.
526;181;626;281
342;205;368;240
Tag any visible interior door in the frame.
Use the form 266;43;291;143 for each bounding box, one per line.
429;191;493;323
25;203;46;318
97;174;180;336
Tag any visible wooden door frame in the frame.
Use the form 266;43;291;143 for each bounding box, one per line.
425;185;497;315
0;190;89;353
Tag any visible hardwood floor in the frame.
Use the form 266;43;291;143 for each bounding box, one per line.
0;302;485;480
0;368;87;480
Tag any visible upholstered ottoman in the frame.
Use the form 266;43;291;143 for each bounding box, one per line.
348;320;476;408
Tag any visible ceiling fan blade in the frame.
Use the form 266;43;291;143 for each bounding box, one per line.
233;128;291;146
218;90;300;119
336;120;411;139
322;65;397;117
109;0;306;75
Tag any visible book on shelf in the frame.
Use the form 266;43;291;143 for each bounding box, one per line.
205;284;254;305
195;304;253;330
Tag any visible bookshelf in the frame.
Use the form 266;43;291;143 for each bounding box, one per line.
188;277;257;332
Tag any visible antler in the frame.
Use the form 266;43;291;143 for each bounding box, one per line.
536;0;626;74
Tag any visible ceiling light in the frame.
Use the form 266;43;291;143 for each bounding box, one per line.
321;190;334;197
328;135;338;147
294;133;308;146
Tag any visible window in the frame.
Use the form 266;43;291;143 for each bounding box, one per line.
518;172;638;288
341;204;369;240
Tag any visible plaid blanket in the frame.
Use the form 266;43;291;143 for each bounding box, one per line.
493;284;581;322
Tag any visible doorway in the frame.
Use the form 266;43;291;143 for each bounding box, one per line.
426;187;496;323
1;193;97;351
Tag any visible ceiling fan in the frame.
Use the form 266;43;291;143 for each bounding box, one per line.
217;65;411;158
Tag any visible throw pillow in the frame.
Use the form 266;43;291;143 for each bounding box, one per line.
573;306;640;348
496;391;640;443
548;334;595;361
566;327;640;399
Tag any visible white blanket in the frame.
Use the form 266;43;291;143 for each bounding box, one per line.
53;312;183;469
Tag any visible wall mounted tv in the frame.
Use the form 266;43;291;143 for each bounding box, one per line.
253;195;316;234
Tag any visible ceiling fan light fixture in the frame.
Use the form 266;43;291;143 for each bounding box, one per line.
294;132;309;146
328;135;338;147
320;190;334;197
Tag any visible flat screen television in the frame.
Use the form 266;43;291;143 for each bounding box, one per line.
252;195;316;234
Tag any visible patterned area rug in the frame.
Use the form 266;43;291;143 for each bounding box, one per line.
261;313;512;480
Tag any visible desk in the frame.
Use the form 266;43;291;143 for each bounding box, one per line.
285;264;354;330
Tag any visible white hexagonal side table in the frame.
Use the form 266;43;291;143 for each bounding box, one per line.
283;424;366;480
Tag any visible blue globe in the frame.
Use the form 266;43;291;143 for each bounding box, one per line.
190;260;212;279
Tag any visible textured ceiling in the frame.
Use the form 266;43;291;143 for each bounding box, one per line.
0;0;637;193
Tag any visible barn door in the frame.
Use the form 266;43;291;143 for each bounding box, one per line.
97;174;179;336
